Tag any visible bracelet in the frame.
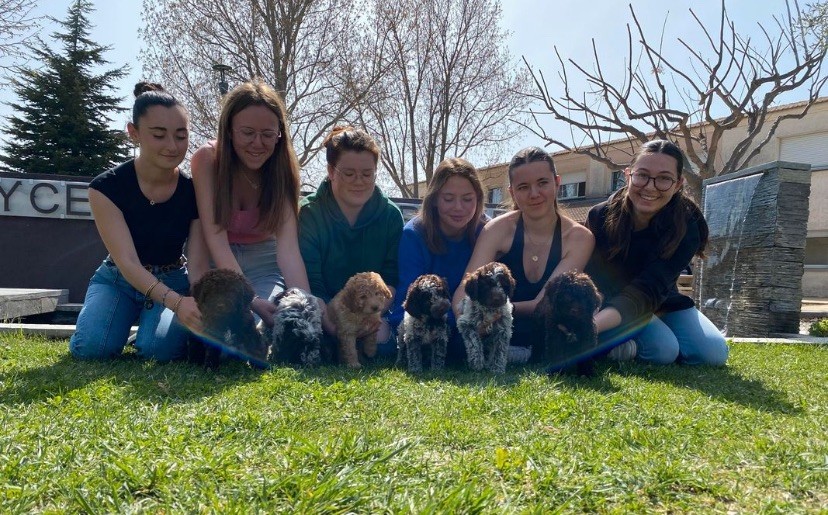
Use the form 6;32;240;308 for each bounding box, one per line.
161;288;173;308
145;279;161;298
171;295;184;314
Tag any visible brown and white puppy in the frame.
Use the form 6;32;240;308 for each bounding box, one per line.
533;271;602;375
328;271;393;368
189;269;267;369
397;274;451;373
456;262;516;373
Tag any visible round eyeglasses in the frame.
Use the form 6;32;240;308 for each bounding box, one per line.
232;127;280;145
628;171;677;191
334;166;376;183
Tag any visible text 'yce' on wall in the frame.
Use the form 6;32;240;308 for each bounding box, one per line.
0;177;91;220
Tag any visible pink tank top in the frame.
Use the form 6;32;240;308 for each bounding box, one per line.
227;208;270;244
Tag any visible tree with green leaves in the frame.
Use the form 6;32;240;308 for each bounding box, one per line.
0;0;129;177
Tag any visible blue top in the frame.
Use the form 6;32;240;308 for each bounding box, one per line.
390;216;482;327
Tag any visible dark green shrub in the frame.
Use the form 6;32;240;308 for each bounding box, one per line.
808;318;828;337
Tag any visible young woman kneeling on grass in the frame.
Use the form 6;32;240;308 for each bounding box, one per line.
190;80;310;325
389;157;487;366
70;82;206;361
452;147;595;364
585;139;728;366
298;126;404;358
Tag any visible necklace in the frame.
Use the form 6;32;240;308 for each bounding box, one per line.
241;170;259;190
525;228;553;262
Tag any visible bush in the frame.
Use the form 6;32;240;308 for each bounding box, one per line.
808;318;828;337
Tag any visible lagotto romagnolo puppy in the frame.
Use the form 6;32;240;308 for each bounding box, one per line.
260;287;324;367
189;269;267;369
328;272;393;368
457;262;516;374
396;274;451;373
533;271;602;375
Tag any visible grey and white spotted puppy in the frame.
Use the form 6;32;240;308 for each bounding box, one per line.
397;274;451;373
261;287;324;367
457;262;516;374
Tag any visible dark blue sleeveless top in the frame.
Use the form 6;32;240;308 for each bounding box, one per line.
498;216;562;347
498;216;563;303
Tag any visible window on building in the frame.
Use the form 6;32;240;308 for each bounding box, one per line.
488;187;503;204
611;170;626;191
558;182;586;199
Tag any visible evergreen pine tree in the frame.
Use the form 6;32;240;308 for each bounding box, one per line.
0;0;129;177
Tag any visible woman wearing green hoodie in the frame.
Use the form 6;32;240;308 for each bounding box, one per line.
298;126;404;357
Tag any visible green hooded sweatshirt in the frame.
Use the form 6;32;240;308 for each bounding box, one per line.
298;179;404;303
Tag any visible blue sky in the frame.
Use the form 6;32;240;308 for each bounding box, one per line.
0;0;802;164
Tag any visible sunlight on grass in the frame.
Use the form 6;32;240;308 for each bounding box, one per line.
0;333;826;513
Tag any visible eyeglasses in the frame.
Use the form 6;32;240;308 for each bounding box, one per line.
232;127;281;145
629;171;677;192
334;166;376;183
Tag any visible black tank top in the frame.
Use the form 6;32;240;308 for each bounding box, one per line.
497;215;563;303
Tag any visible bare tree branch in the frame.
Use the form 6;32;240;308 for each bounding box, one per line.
522;0;827;197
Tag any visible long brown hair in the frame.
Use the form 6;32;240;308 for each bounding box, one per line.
214;80;300;234
601;140;709;260
419;157;485;254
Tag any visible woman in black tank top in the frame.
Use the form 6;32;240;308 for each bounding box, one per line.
452;147;595;364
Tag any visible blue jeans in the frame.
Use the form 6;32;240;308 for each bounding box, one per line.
69;260;190;361
633;307;729;365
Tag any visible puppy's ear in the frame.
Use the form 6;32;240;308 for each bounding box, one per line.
464;272;479;299
500;268;516;297
192;278;205;303
242;278;255;305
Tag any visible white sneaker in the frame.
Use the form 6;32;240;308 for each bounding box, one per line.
607;340;637;361
507;346;532;364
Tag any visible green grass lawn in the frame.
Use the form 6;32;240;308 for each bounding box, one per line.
0;334;825;514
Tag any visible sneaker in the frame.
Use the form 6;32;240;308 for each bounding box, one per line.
607;339;637;361
507;345;532;364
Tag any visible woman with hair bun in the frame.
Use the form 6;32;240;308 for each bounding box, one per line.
190;80;310;324
70;82;206;361
298;126;404;357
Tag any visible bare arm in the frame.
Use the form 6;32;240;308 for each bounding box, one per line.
89;189;202;330
275;207;311;292
451;213;516;316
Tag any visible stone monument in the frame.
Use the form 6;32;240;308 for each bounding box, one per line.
699;161;811;337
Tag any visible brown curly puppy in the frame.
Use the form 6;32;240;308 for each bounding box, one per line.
533;270;602;375
328;271;393;368
190;269;266;369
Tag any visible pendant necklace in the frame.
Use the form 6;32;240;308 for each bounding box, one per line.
242;171;259;190
525;229;551;263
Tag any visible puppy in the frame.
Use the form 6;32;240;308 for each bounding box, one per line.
533;271;602;375
396;274;451;373
189;269;267;369
456;262;516;374
328;272;393;368
262;287;324;367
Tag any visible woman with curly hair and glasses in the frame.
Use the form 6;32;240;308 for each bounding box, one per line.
191;80;310;325
298;126;404;357
584;139;728;367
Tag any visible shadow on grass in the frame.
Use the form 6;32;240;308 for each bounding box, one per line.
612;361;800;414
0;350;263;406
280;357;621;393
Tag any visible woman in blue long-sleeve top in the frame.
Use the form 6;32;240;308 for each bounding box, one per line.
390;157;487;365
